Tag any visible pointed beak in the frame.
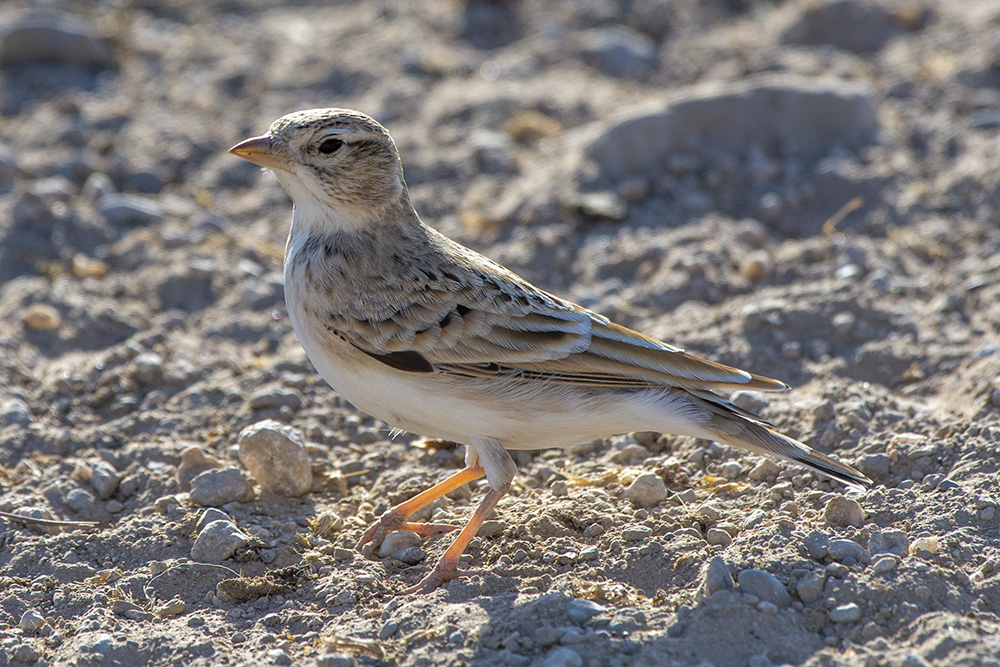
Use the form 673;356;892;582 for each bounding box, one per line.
228;135;290;171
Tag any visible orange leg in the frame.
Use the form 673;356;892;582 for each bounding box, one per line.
402;481;510;594
357;465;485;554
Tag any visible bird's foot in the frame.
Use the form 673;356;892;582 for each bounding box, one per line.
357;513;460;557
400;556;481;595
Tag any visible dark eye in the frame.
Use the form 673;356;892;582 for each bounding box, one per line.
317;138;344;154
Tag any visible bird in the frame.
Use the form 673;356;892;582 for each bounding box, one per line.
229;108;871;594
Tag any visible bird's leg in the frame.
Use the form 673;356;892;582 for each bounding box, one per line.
357;465;485;555
402;480;510;595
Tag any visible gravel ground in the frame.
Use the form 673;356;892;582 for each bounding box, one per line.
1;1;999;666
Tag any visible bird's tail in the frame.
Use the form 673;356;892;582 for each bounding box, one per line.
702;407;871;490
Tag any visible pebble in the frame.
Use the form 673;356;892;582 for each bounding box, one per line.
700;556;735;598
584;75;878;177
196;508;232;533
316;655;357;667
157;260;216;311
238;420;313;496
542;646;583;667
828;602;862;624
378;620;398;640
0;397;32;426
190;519;250;563
706;528;733;547
65;487;99;518
98;193;165;227
189;466;255;506
567;599;606;624
857;453;891;478
824;495;865;527
622;525;652;541
248;388;303;412
872;555;899;573
737;569;792;608
623;473;668;507
827;539;870;564
395;546;426;565
869;529;909;557
19;609;46;632
176;447;225;490
130;352;164;388
89;461;120;500
795;571;825;603
21;304;61;330
578;26;657;79
744;510;766;529
11;643;39;664
781;0;898;54
698;504;721;522
0;9;114;66
378;531;422;559
803;531;830;560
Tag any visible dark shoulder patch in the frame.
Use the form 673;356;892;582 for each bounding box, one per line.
353;346;434;373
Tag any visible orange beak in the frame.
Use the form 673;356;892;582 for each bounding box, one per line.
228;135;290;171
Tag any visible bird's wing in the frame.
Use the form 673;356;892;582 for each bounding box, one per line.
328;261;786;394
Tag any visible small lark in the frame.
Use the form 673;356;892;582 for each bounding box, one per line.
230;109;870;594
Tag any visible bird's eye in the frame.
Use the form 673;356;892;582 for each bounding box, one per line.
317;138;344;154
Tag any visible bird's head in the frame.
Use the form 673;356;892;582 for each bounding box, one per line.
229;108;408;230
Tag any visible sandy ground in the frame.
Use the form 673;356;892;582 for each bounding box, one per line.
1;1;999;665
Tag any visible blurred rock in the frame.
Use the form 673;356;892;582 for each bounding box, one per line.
869;529;909;557
700;556;735;599
579;26;657;79
824;495;865;527
98;193;165;227
21;304;61;331
0;10;115;66
0;397;32;426
238;420;312;496
156;260;215;311
782;0;901;54
89;461;120;500
583;75;878;177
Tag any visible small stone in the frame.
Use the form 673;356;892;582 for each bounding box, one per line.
65;487;99;518
98;193;164;227
803;531;830;560
238;420;313;497
744;510;766;529
196;508;232;533
316;655;357;667
579;26;657;79
698;504;721;522
248;388;303;412
378;620;398;640
828;539;869;563
700;556;735;599
706;528;732;547
795;571;825;603
21;304;61;330
11;643;39;664
737;569;792;608
856;453;891;478
157;260;216;311
567;599;606;624
872;555;899;573
190;519;250;563
622;525;652;541
824;495;865;527
623;473;668;507
748;459;781;482
89;461;120;500
543;646;583;667
378;531;422;559
177;447;225;491
740;252;772;282
868;529;909;557
0;9;114;66
19;610;46;632
0;398;32;426
189;466;255;507
396;546;425;565
828;602;862;624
